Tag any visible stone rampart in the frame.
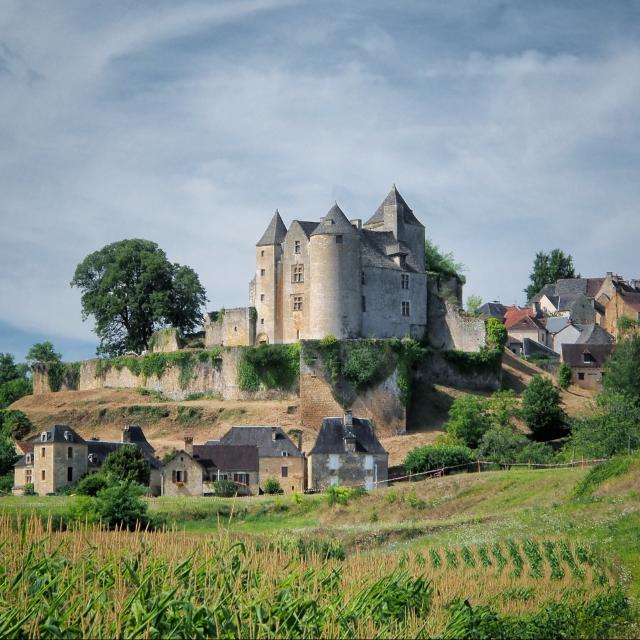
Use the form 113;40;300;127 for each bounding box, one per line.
417;351;501;391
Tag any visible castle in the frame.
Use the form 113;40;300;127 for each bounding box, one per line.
205;186;429;347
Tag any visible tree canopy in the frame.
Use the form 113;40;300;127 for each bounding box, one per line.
71;239;207;356
425;239;466;284
521;375;565;439
0;353;31;409
603;334;640;403
102;445;151;486
26;341;61;365
525;249;577;301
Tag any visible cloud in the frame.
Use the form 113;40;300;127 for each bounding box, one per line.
1;0;639;354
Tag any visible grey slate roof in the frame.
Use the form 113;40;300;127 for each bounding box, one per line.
478;302;507;319
292;220;319;238
310;204;357;237
192;444;259;471
576;324;614;345
215;426;303;458
360;230;420;273
522;338;559;358
31;424;85;445
256;210;287;246
365;186;424;228
562;344;614;368
87;440;161;469
543;317;572;334
309;416;387;456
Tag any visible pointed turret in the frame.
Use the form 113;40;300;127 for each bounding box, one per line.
310;203;357;236
365;185;423;228
256;209;287;246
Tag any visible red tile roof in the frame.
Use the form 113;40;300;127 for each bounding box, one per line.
504;306;536;330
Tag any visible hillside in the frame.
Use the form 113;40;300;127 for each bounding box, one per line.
10;351;596;466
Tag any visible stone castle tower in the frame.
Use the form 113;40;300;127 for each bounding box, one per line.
248;186;428;344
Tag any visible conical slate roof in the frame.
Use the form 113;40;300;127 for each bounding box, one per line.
256;210;287;246
310;203;357;236
365;185;423;227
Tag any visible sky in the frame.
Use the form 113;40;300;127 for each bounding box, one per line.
1;0;639;361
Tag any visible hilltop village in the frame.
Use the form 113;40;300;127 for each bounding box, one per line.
7;186;639;497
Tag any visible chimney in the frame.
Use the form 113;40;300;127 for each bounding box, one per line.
343;410;356;453
344;410;353;429
122;426;131;443
297;431;303;451
184;436;193;455
350;218;362;230
271;426;277;442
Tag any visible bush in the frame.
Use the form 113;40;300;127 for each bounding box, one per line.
0;410;32;440
486;317;508;351
572;455;634;499
263;478;282;495
214;479;240;497
557;362;572;389
0;474;13;494
237;344;300;392
403;444;474;474
96;480;150;530
603;333;640;401
76;472;110;497
445;395;491;448
0;435;18;477
23;482;35;496
521;375;565;439
0;378;32;410
477;425;528;465
326;485;367;506
102;445;151;486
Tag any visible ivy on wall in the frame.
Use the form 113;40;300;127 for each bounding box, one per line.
236;344;300;392
95;348;223;390
46;362;81;392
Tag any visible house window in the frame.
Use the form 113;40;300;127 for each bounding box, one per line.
578;372;585;380
67;447;73;459
335;235;343;244
233;473;249;485
260;318;264;325
281;451;290;457
281;466;289;478
292;264;304;283
172;469;187;483
260;269;265;276
67;467;73;482
402;301;411;317
25;470;32;484
41;470;46;481
41;447;46;458
294;240;301;254
361;271;365;285
362;296;366;312
260;294;265;302
583;353;595;363
293;295;303;311
401;274;409;289
26;453;32;464
261;250;264;257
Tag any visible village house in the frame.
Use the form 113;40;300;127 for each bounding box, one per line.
13;424;161;496
212;426;306;493
604;291;640;340
308;411;388;491
161;439;260;497
561;343;615;390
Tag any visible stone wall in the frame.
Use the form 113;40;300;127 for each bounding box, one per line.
149;328;181;353
416;351;501;392
259;456;305;493
204;307;256;348
426;274;486;352
308;451;388;491
299;346;406;434
32;363;78;395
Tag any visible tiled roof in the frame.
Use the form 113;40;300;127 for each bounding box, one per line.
576;324;614;345
619;291;640;313
365;186;424;228
192;444;259;472
544;317;572;334
216;426;303;458
309;416;387;455
504;307;538;330
522;338;559;358
507;315;545;331
291;220;318;238
562;343;614;368
478;302;507;319
15;441;33;455
360;229;420;273
256;210;287;246
310;204;358;237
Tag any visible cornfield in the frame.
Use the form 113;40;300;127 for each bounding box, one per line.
0;515;627;638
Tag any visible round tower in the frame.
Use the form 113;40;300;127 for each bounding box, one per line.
309;204;362;339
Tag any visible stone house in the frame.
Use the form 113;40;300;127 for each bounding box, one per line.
604;291;640;340
161;439;259;496
13;424;161;496
308;411;388;491
505;314;547;354
561;343;614;390
213;426;306;493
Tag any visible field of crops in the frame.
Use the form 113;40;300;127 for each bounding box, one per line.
0;515;631;639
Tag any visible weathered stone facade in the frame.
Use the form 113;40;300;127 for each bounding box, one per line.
204;307;257;348
415;351;502;392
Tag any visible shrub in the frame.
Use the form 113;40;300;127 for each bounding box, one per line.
557;362;572;389
572;455;634;499
445;395;491;448
0;474;13;493
403;444;474;474
23;482;35;496
102;445;151;486
0;434;18;477
75;472;110;497
486;317;508;351
214;479;240;497
477;425;528;465
263;478;282;495
521;375;565;439
0;409;33;440
326;485;367;506
96;480;150;530
237;344;300;392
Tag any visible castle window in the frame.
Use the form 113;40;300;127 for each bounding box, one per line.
41;447;46;459
292;264;304;283
261;250;264;257
294;240;301;254
260;294;265;302
402;301;411;317
67;447;73;459
362;296;366;312
67;467;73;482
281;466;289;478
361;271;365;285
260;269;265;277
25;469;32;484
41;470;46;481
401;274;409;289
293;295;303;311
335;235;343;244
260;318;264;325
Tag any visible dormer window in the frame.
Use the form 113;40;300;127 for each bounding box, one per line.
583;352;595;364
64;430;72;442
26;453;32;464
281;451;290;457
41;432;47;442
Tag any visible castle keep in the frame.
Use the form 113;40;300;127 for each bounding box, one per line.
206;186;428;347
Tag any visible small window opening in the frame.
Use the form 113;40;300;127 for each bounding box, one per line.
335;235;343;244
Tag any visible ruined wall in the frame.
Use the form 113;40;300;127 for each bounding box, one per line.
204;307;256;348
299;349;406;434
416;351;501;392
32;364;78;395
149;329;181;353
426;274;486;352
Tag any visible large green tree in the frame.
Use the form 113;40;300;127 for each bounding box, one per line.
0;353;31;409
603;334;640;402
521;375;565;439
525;249;577;301
26;341;61;365
102;445;151;486
71;239;207;356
